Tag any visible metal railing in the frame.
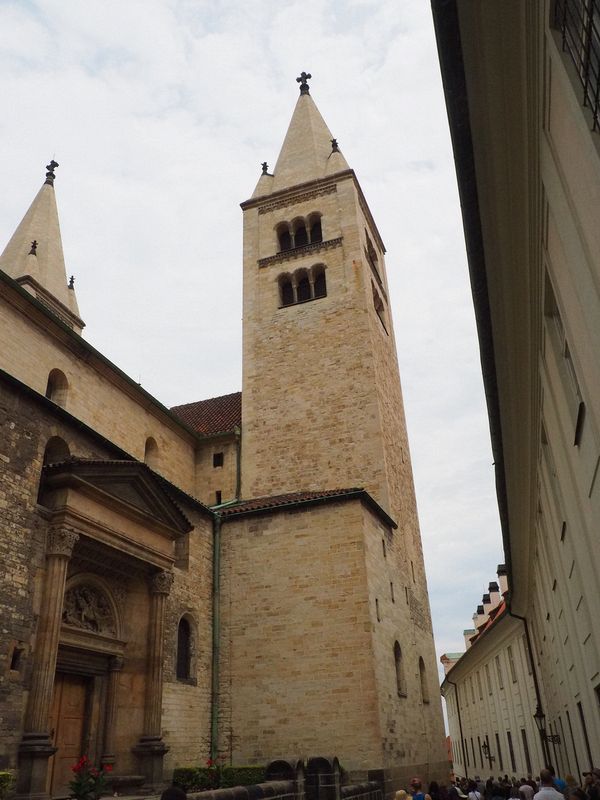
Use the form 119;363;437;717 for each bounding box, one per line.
553;0;600;130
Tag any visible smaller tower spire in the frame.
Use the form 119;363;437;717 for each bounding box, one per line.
45;159;59;186
296;71;312;95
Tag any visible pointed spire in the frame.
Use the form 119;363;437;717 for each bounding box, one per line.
271;74;349;193
0;160;84;333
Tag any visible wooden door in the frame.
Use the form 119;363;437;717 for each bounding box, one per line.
49;673;89;797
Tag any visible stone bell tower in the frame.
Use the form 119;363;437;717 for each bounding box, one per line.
241;72;415;530
239;75;447;783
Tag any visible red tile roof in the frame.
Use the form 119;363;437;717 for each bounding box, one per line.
171;391;241;436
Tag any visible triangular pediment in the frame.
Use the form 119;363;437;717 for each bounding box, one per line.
45;459;193;535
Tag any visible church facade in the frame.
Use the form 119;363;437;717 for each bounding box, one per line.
0;78;446;800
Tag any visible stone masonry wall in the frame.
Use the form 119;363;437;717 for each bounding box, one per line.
218;500;383;772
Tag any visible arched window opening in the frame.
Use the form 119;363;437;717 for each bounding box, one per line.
309;215;323;243
176;617;192;680
294;224;308;247
313;266;327;298
372;283;387;332
419;656;429;704
280;277;294;307
394;641;407;697
37;436;70;505
144;437;158;468
297;273;311;302
365;231;380;277
45;369;68;408
277;225;292;252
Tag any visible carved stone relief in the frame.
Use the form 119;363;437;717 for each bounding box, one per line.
62;584;117;636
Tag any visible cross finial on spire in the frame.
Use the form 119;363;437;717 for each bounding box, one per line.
45;160;59;185
69;275;75;289
261;161;269;175
29;240;38;256
296;71;312;95
331;138;339;152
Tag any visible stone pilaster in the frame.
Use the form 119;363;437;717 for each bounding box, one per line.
101;655;124;767
133;569;173;790
17;525;79;800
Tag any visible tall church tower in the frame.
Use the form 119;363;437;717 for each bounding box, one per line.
241;75;429;591
237;75;447;782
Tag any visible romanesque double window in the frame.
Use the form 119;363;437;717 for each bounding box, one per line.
279;264;327;307
276;213;323;252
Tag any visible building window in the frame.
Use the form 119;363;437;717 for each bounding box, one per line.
577;701;594;769
215;490;222;505
277;223;292;251
507;730;516;773
390;582;395;603
485;662;493;694
144;436;158;468
313;265;327;298
495;654;504;689
507;645;518;683
544;275;586;445
394;641;407;697
382;538;387;558
552;0;600;130
176;617;192;680
372;282;388;333
495;732;504;771
278;265;327;308
10;646;24;672
309;214;323;243
523;635;533;675
293;219;309;247
470;676;476;704
471;738;476;769
365;230;381;279
280;276;295;306
477;671;483;700
464;738;470;768
213;451;224;467
419;656;429;704
521;728;532;775
478;736;483;769
45;368;69;407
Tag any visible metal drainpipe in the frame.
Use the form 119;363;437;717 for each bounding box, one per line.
210;513;222;760
234;426;241;500
446;677;469;779
507;607;550;766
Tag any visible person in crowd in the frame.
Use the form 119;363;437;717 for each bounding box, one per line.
546;767;566;794
468;780;483;800
429;781;441;800
410;778;432;800
534;769;567;800
396;789;409;800
520;780;535;800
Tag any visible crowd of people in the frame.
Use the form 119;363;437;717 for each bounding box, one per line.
396;768;600;800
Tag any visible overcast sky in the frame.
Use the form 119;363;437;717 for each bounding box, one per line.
1;0;504;676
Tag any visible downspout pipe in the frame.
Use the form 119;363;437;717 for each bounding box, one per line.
445;677;468;779
210;513;222;760
234;426;241;500
507;607;550;766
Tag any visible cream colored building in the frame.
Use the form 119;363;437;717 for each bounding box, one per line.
433;0;600;779
441;570;545;779
0;77;447;800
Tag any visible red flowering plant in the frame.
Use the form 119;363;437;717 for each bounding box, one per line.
205;755;225;789
69;756;112;800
